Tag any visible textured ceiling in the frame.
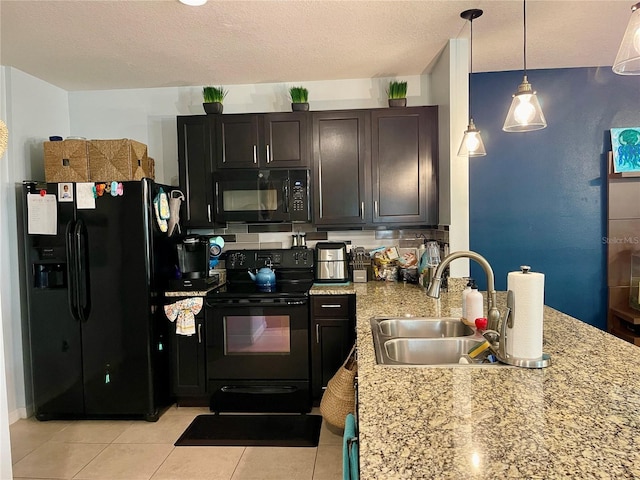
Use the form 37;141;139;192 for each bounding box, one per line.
0;0;634;91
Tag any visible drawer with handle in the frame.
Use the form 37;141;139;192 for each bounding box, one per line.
312;295;351;317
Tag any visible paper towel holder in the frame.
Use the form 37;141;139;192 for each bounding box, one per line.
491;290;552;369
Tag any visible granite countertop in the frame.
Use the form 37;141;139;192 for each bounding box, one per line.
350;281;640;479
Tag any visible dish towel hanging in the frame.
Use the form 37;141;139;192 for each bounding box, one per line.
342;413;359;480
164;297;203;336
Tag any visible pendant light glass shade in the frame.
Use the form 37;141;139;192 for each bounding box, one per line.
503;76;547;132
458;119;487;157
458;9;486;157
613;2;640;74
503;0;546;132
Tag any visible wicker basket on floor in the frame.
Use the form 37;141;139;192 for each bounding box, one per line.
320;344;357;429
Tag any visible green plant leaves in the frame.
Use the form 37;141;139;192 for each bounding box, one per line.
289;86;308;103
203;86;227;103
387;81;407;99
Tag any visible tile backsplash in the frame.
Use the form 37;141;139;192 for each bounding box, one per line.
191;224;449;252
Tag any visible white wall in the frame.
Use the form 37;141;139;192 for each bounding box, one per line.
430;39;470;278
69;75;432;187
0;64;14;480
2;67;70;426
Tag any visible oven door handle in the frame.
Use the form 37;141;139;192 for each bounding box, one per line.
205;298;308;306
286;299;306;305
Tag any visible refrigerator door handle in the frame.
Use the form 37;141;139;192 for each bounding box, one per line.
66;220;81;321
74;219;92;322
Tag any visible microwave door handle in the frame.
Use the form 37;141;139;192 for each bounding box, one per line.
283;178;290;213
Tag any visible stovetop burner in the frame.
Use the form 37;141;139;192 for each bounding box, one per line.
209;249;315;300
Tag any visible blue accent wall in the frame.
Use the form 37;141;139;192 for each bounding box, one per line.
469;67;640;330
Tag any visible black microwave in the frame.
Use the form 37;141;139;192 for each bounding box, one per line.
214;169;311;223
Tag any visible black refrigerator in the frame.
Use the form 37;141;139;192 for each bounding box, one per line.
21;178;178;421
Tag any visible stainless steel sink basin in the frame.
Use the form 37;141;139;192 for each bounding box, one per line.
383;337;482;365
370;317;506;367
375;317;474;338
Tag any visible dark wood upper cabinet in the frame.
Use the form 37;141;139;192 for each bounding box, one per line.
216;112;309;169
263;112;309;168
178;106;438;229
216;114;260;168
370;107;438;226
312;111;371;226
312;106;438;228
177;115;216;227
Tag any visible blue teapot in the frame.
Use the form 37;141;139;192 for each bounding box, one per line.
248;267;276;292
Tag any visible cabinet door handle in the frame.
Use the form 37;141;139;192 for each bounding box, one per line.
374;200;378;216
266;144;271;163
198;323;202;344
207;204;211;223
215;182;220;214
253;145;257;164
361;202;365;220
321;304;342;308
318;158;323;218
316;323;320;344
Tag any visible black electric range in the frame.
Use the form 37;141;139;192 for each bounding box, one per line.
207;248;315;301
205;248;316;413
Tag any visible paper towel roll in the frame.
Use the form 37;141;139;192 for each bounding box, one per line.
506;268;545;360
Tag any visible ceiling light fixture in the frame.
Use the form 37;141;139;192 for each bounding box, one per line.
179;0;207;6
503;0;547;132
613;2;640;74
458;9;486;157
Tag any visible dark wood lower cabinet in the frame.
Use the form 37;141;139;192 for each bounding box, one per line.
311;295;356;399
171;306;207;406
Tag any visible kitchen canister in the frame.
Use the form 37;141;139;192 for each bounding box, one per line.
506;266;545;360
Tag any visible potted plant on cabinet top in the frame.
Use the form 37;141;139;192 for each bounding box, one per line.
289;86;309;111
202;86;227;114
387;81;407;107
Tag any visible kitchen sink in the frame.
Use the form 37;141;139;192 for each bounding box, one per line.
383;337;482;365
370;317;506;367
374;317;474;338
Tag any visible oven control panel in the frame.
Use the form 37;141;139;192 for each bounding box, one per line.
226;249;314;270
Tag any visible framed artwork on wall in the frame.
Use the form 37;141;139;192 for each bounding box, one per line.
611;127;640;173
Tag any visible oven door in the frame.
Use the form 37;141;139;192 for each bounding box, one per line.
214;169;291;223
205;296;311;412
205;297;310;380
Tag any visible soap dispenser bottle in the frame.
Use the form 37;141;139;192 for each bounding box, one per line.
464;280;483;327
461;278;473;320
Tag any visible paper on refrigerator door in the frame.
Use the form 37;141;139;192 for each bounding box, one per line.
27;194;57;235
76;182;96;209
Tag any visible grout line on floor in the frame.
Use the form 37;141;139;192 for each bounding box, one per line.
230;447;247;480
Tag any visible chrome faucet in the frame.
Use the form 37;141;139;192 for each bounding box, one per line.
426;250;501;331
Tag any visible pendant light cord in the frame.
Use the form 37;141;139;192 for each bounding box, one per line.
469;16;474;120
523;0;527;76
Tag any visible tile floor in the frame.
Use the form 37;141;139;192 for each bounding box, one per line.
9;406;344;480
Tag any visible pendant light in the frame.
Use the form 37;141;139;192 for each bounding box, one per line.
613;3;640;74
458;9;486;157
503;0;547;132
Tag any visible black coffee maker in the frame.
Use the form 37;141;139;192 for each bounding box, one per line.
177;235;209;279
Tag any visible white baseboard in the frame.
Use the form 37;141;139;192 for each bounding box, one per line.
8;406;29;425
